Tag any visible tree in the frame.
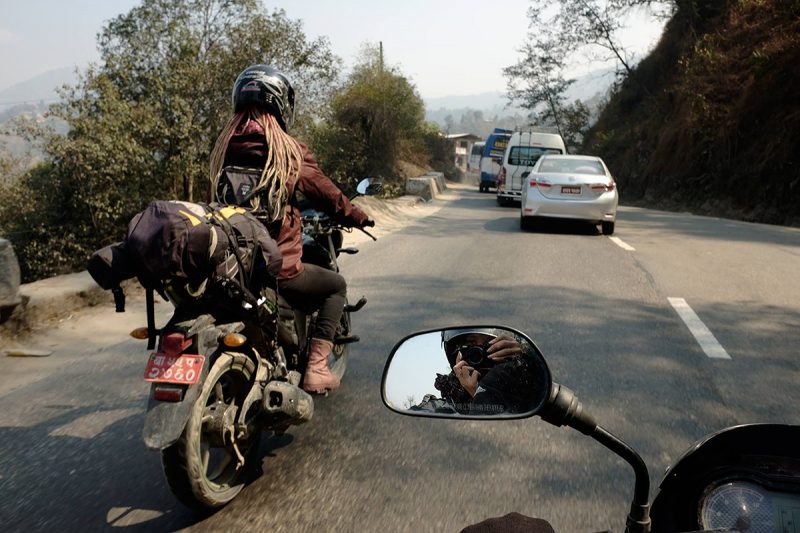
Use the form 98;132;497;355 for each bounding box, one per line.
310;44;427;186
0;0;338;281
504;37;575;139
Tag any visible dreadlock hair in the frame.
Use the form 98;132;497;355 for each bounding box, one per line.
209;107;303;223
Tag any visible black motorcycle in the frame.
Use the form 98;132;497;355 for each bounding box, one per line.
381;325;800;533
131;178;381;510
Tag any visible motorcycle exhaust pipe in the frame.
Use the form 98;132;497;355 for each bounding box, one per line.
262;380;314;427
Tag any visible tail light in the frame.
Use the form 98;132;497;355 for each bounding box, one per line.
497;167;506;186
529;178;552;188
161;332;192;356
591;182;616;192
154;385;184;402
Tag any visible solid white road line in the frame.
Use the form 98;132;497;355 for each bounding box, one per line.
668;297;732;359
609;236;635;251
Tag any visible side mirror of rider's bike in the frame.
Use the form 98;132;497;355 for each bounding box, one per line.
382;326;652;533
356;177;383;197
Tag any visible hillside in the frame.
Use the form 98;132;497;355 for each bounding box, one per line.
583;0;800;226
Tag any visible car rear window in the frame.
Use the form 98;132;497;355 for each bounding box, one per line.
508;146;562;166
538;158;606;175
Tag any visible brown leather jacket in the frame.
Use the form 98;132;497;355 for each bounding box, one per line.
222;120;369;280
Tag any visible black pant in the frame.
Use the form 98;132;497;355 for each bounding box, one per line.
278;263;346;342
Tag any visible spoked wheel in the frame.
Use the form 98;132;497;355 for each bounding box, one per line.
161;353;260;510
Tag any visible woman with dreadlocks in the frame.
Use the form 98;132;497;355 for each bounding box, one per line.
209;64;373;394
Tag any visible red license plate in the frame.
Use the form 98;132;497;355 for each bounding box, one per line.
561;186;581;195
144;353;205;385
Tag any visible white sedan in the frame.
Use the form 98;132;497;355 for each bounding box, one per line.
520;155;618;235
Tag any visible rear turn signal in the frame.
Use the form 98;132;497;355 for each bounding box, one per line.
130;327;149;340
223;333;247;347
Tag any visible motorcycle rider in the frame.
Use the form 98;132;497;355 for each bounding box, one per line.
209;64;374;394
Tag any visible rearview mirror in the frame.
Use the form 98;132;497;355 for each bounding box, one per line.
356;177;383;196
381;326;552;419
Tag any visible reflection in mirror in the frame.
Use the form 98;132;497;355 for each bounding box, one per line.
382;327;552;418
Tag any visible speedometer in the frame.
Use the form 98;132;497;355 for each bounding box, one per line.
700;481;775;532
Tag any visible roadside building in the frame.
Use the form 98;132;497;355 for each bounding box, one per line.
445;133;482;180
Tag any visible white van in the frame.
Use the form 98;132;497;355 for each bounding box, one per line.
466;141;485;184
496;131;566;206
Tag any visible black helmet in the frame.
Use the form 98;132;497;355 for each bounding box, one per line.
441;328;500;367
231;64;295;131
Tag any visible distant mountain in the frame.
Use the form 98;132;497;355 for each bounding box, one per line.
0;68;77;172
423;67;617;129
0;67;78;112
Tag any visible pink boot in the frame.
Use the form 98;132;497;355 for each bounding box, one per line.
302;338;340;393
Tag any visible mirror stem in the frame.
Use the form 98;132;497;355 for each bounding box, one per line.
541;383;651;533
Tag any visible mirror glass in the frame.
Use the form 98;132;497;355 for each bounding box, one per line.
357;177;383;196
382;326;552;419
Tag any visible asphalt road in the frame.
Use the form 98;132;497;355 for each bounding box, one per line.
1;186;799;532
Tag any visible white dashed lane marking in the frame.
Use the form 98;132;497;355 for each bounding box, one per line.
668;297;732;360
609;236;635;251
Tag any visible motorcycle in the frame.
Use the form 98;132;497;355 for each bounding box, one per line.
132;177;381;510
381;325;800;533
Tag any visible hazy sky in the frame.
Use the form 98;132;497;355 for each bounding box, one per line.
0;0;666;98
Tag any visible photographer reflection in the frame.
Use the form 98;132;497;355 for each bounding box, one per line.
411;328;538;415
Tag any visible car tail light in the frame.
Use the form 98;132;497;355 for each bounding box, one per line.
591;182;616;192
154;385;184;402
529;178;552;188
161;332;192;356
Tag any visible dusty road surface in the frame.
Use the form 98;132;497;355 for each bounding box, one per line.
2;184;799;532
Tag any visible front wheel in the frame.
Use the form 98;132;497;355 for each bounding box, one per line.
161;353;260;510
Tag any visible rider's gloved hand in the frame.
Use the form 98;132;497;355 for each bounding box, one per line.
362;218;375;228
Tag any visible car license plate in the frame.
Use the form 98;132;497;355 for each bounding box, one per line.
561;186;581;195
144;353;204;385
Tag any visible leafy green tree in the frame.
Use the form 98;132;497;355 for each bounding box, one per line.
310;44;427;189
0;0;337;281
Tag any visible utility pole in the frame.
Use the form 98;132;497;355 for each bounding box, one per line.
379;41;384;72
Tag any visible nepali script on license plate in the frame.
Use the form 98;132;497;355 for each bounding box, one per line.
561;186;581;195
143;353;205;385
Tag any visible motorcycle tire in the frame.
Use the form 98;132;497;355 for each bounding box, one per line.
161;352;261;510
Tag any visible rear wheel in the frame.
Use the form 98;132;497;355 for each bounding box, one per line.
520;215;532;231
161;353;260;510
602;221;615;235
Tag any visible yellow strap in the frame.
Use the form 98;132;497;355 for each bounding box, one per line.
178;210;202;227
208;206;246;221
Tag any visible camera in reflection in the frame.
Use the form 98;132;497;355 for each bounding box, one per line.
458;343;495;369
